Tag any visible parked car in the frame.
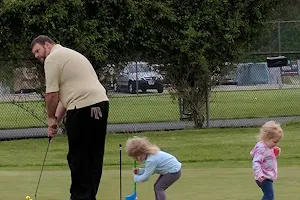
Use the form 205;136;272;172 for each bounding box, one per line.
114;62;164;93
215;70;238;85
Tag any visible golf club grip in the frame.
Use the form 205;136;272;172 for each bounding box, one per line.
48;123;57;142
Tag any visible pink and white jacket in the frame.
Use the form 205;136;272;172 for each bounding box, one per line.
250;141;278;181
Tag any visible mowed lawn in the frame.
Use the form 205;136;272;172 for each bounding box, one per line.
0;122;300;199
2;168;300;200
2;88;300;129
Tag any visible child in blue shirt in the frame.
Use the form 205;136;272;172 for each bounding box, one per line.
126;137;182;200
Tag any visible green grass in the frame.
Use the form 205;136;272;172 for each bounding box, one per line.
2;122;300;170
2;168;300;200
1;122;300;199
210;88;300;119
109;94;179;123
0;100;47;129
2;88;300;129
0;94;180;129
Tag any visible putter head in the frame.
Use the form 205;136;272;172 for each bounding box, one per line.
125;192;136;200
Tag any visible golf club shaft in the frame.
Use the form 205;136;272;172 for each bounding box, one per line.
134;160;136;193
120;144;122;200
34;137;52;200
133;136;137;193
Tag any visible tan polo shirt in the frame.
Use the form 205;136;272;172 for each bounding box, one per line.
44;44;108;110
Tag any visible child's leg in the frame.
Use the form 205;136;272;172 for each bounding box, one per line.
256;179;274;200
154;169;181;200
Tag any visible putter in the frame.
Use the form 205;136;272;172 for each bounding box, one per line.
120;144;122;200
125;159;137;200
34;136;52;200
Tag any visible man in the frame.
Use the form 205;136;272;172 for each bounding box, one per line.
31;35;109;200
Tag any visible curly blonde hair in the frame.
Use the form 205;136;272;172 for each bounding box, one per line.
257;121;283;142
126;137;160;159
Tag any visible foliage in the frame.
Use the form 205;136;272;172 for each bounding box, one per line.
0;0;281;127
136;0;281;127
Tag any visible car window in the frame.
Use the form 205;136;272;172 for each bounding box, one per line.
127;63;151;73
123;68;129;74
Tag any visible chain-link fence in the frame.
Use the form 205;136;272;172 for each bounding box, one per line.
2;58;300;140
0;59;48;140
0;59;188;140
249;20;300;61
206;19;300;127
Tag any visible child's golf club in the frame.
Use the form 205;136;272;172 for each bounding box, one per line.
125;135;138;200
125;159;137;200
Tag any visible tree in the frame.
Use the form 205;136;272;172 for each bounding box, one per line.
0;0;281;127
121;0;281;127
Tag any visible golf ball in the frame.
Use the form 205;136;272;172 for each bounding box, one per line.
25;196;31;200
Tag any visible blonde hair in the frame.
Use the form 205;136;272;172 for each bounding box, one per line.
126;137;160;159
257;121;283;142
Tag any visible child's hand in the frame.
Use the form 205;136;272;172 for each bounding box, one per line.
132;168;139;174
273;146;281;156
258;176;265;183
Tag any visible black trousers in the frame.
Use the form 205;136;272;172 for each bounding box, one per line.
66;101;109;200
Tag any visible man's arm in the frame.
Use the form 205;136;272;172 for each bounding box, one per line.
55;101;66;124
44;59;61;137
45;92;59;119
45;92;59;137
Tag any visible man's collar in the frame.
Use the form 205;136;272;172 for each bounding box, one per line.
50;44;62;53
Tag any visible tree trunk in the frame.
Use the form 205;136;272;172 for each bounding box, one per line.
182;88;206;128
192;109;204;128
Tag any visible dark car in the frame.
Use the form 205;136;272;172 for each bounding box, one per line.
114;62;164;93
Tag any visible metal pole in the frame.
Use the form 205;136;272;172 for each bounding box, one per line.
119;144;122;200
135;61;139;95
278;21;281;53
205;88;210;128
278;21;283;89
178;96;183;120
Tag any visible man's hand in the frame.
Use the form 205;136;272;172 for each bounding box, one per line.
48;117;58;137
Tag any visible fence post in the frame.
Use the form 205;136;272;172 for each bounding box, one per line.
205;88;210;128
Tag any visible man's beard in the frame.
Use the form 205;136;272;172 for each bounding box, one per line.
39;47;47;63
39;58;45;63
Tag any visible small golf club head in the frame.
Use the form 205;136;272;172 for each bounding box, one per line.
125;192;136;200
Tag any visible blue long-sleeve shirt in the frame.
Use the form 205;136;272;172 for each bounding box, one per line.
134;150;181;183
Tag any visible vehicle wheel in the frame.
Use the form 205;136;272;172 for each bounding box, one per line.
128;81;136;94
157;84;163;93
